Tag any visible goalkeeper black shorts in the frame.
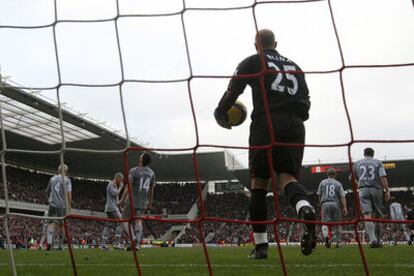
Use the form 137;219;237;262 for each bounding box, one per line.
248;111;305;179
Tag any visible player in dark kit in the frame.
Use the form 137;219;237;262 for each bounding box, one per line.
214;29;316;258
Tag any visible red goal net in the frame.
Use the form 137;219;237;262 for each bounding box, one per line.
0;1;413;276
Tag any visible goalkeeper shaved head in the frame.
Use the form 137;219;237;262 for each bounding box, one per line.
255;29;277;51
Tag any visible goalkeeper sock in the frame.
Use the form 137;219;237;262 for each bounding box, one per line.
249;189;268;244
284;182;311;215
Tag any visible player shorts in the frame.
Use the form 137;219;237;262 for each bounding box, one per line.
358;187;385;216
122;201;145;219
321;202;342;222
249;112;305;179
48;206;66;225
391;222;406;232
105;211;122;227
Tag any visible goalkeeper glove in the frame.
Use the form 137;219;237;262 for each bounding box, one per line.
214;107;231;129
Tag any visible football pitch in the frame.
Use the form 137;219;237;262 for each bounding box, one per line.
0;245;412;276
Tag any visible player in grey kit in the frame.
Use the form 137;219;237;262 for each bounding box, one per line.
352;148;390;248
317;168;347;248
119;152;155;250
100;172;130;250
389;197;410;245
46;164;72;250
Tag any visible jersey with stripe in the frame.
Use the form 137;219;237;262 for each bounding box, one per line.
104;181;120;213
389;202;404;220
317;178;345;204
352;158;386;188
129;166;155;210
48;175;72;209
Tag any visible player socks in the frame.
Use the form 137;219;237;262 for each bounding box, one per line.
114;225;122;244
101;226;109;247
321;225;329;238
392;231;398;244
47;226;54;245
249;189;268;245
375;223;382;244
365;221;376;243
284;182;312;214
403;231;410;242
335;226;342;244
58;233;64;249
134;224;143;245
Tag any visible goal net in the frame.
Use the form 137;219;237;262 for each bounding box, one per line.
0;0;413;275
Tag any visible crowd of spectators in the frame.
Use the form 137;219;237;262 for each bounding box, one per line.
0;166;413;248
150;182;200;215
0;166;200;247
177;190;414;245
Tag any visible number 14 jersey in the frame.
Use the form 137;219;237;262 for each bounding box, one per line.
129;166;155;210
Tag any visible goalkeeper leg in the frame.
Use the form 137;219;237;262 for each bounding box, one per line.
283;177;316;256
248;186;268;259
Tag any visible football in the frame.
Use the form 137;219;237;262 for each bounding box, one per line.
227;101;247;126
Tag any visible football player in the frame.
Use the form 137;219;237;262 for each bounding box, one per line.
215;29;316;258
352;148;390;248
317;168;347;248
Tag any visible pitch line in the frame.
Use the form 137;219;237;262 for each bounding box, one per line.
1;263;414;268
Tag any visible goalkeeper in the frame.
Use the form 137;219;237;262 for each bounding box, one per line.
214;29;316;258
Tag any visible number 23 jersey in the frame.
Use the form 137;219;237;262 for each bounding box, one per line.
352;158;386;189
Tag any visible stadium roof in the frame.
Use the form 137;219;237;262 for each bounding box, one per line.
0;83;244;181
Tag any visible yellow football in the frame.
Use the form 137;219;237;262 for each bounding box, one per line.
227;101;247;126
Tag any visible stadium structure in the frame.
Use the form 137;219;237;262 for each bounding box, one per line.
1;83;414;246
0;82;246;242
1;81;414;276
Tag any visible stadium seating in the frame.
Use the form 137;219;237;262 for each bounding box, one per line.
1;166;413;247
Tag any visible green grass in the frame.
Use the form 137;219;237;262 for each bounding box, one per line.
0;244;413;275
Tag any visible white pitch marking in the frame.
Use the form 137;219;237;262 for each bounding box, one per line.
1;263;414;268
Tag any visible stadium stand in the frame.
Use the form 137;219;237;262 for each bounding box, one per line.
1;163;414;249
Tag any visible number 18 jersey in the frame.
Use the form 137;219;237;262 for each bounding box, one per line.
129;166;155;210
353;158;386;189
317;178;345;204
